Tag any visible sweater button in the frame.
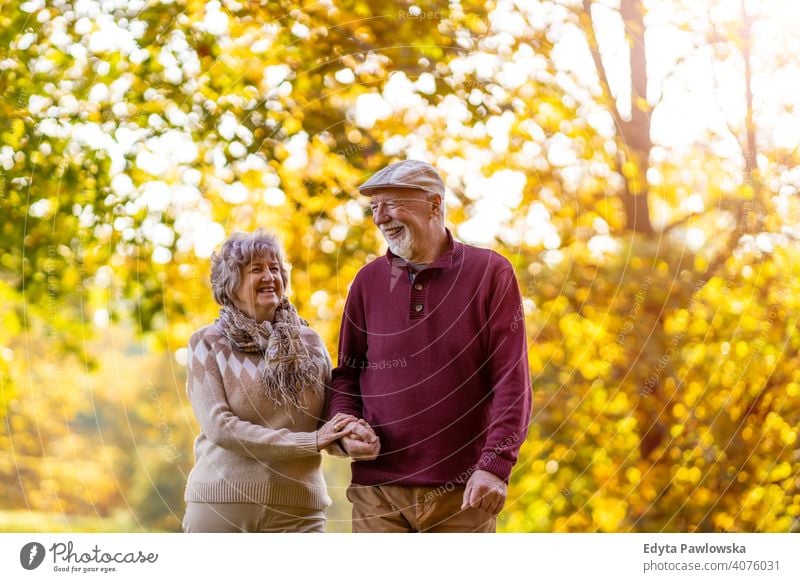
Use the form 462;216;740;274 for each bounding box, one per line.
414;303;423;312
413;283;423;291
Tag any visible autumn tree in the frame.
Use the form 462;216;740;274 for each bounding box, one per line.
1;0;798;532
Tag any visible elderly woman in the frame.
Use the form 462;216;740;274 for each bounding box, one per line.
182;230;368;532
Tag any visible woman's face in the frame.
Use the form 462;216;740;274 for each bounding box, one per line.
231;254;284;323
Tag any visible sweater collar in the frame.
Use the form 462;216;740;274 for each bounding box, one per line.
384;228;464;270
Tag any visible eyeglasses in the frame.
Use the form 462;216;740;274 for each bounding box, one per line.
369;198;434;215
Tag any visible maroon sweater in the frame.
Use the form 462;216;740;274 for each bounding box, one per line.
330;231;531;486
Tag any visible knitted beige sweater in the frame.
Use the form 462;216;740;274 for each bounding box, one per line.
184;322;333;509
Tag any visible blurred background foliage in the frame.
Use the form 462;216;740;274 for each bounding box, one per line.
1;0;798;532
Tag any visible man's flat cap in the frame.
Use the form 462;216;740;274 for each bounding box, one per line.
358;160;445;197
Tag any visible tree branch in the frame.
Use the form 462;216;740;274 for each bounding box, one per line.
579;0;625;130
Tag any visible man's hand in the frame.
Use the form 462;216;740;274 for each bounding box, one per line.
340;420;380;461
461;469;507;515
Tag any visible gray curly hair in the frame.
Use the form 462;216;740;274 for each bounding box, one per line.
210;229;290;307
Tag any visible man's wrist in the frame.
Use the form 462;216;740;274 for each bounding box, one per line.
477;455;513;482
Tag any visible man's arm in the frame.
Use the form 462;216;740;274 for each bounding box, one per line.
328;277;382;461
463;260;532;514
477;262;532;479
330;279;368;419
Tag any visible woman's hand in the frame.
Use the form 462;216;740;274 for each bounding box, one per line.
315;413;358;451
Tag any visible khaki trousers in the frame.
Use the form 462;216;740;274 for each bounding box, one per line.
183;502;326;533
346;484;496;533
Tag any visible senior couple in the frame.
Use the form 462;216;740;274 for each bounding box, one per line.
182;160;532;533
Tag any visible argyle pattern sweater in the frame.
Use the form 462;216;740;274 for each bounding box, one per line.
184;322;333;509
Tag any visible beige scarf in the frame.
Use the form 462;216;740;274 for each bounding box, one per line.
217;298;322;409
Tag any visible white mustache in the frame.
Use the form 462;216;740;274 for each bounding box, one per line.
381;220;405;233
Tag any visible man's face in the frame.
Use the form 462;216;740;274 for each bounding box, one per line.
369;188;438;261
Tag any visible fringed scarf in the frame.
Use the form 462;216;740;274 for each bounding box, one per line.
217;298;322;409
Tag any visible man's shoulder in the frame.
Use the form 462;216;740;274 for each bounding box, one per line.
460;242;514;273
351;254;389;284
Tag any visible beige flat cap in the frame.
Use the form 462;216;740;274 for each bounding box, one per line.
358;160;445;197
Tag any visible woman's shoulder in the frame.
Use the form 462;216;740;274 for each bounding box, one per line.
299;325;325;348
299;325;332;364
189;322;225;348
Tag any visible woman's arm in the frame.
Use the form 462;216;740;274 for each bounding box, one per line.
187;331;350;461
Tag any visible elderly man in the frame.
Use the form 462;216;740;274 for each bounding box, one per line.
330;160;531;532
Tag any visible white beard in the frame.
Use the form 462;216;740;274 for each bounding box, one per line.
382;220;413;259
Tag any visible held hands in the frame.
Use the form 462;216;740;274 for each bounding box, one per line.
340;420;380;461
319;414;380;460
461;469;507;515
315;413;358;451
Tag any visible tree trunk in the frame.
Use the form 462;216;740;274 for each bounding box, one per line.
582;0;654;234
619;0;654;234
